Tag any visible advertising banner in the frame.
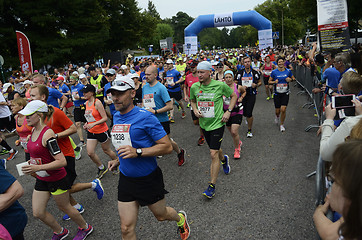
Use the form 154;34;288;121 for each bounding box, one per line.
258;29;273;50
317;0;351;52
184;36;198;55
16;31;33;73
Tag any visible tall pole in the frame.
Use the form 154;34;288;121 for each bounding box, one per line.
282;9;284;46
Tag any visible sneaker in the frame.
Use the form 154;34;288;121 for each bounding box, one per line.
170;118;175;123
178;211;190;240
274;116;279;124
7;150;18;161
51;228;69;240
177;105;181;111
181;111;186;119
271;93;274;99
96;167;108;179
73;224;93;240
246;131;253;138
187;103;190;108
0;148;9;155
178;149;185;166
92;179;104;200
266;96;270;101
78;141;86;147
221;155;231;174
234;148;240;159
62;205;85;221
280;125;286;132
0;159;6;169
197;136;205;146
238;140;243;151
75;146;82;160
203;184;215;199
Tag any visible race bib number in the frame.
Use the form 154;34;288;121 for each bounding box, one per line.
198;101;215;118
19;137;28;150
29;157;50;177
264;70;272;76
143;94;156;109
242;77;253;87
276;83;288;93
72;91;79;101
166;77;174;85
223;96;231;105
111;124;132;150
84;110;96;123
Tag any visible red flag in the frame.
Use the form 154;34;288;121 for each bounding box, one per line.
16;31;33;73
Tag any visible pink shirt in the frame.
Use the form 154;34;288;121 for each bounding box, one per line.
185;73;199;97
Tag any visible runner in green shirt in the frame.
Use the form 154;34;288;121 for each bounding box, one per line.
190;61;237;199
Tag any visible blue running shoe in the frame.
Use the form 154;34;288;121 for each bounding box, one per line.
92;178;104;200
0;159;6;169
62;205;84;221
51;227;69;240
203;184;215;199
221;155;230;174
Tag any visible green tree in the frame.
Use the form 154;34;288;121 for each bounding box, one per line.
167;11;194;44
146;0;160;21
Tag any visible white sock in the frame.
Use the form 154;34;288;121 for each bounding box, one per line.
91;182;96;190
73;203;81;210
98;164;105;170
9;149;14;153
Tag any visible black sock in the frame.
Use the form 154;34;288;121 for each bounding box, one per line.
248;129;252;132
0;140;12;151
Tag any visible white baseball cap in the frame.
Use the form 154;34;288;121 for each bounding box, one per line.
19;100;48;116
197;61;212;71
79;74;87;79
166;59;173;64
107;75;135;93
23;80;33;85
121;65;128;70
2;83;13;93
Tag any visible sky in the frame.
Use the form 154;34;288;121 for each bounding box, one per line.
136;0;267;19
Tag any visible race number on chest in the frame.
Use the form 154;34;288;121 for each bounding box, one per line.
242;77;253;87
111;124;132;150
143;93;156;109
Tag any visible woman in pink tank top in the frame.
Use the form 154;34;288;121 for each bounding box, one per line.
223;70;246;159
20;100;93;239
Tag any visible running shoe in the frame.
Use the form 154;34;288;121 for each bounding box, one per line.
187;103;190;108
203;184;215;199
238;140;243;151
266;97;270;101
92;179;104;200
197;136;205;146
177;105;181;111
274;116;279;124
0;159;6;169
7;150;18;161
0;148;9;155
51;228;69;240
96;167;108;179
221;155;231;174
73;224;93;240
181;111;186;119
280;125;286;132
234;148;240;159
246;131;253;138
78;141;86;147
178;149;185;166
75;146;82;160
170;118;175;123
271;93;274;99
178;210;190;240
62;205;84;221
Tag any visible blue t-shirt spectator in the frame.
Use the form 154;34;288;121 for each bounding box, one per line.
323;67;341;89
113;107;166;177
142;82;171;123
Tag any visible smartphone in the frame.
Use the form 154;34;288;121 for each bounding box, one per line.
48;138;61;155
332;94;355;108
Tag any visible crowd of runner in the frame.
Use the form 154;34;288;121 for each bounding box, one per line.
0;43;361;240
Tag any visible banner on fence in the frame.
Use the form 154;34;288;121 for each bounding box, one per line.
317;0;351;52
16;31;33;73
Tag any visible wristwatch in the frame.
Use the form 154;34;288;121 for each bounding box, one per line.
55;134;58;139
227;108;232;112
136;148;143;157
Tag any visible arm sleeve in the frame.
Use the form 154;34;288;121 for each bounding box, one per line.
320;119;349;162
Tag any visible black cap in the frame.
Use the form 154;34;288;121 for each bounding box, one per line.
190;60;198;68
140;62;147;68
88;66;96;71
81;84;96;93
216;61;223;67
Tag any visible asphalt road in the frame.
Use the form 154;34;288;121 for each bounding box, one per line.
4;83;320;240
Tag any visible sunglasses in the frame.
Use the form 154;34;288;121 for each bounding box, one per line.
112;81;134;89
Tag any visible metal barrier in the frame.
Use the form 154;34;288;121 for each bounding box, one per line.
292;63;325;132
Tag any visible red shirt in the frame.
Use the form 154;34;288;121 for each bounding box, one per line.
45;107;75;157
185;73;199;97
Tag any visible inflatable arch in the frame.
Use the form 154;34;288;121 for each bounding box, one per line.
184;10;273;54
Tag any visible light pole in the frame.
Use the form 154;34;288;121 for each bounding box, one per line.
281;9;284;46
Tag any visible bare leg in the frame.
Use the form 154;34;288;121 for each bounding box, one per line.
148;198;180;222
280;106;287;125
168;135;180;154
118;201;139;240
69;183;92;194
87;139;102;167
247;116;253;131
75;122;84;142
101;139;118;160
210;149;223;184
32;190;62;233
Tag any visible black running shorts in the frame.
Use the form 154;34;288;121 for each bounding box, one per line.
242;94;256;118
226;114;242;127
202;125;225;150
168;91;182;101
118;167;168;206
274;93;289;108
87;130;110;143
161;121;171;135
74;106;86;123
